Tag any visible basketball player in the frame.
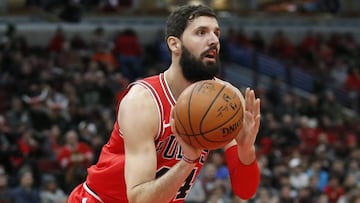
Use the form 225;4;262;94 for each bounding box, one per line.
68;4;261;203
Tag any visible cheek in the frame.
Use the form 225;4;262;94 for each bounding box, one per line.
182;39;203;57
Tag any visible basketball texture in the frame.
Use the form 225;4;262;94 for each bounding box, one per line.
174;80;244;150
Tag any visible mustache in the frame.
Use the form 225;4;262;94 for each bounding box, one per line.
200;45;218;58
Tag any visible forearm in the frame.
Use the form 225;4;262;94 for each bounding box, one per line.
225;145;260;200
127;160;196;203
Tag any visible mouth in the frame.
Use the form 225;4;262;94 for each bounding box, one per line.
203;49;218;61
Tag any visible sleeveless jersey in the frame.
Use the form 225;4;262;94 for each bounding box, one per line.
86;73;209;203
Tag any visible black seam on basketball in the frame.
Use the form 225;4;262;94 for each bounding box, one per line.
194;83;228;148
189;110;243;137
201;92;243;134
199;84;226;133
175;107;194;146
198;88;243;144
187;83;197;136
174;107;188;135
188;83;208;148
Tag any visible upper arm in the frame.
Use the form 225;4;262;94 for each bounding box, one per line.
118;85;159;191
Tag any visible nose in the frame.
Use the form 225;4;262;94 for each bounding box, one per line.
208;32;219;47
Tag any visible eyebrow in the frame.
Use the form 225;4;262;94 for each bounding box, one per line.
196;26;220;32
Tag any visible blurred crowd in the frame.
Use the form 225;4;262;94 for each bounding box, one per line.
2;0;347;23
0;22;359;203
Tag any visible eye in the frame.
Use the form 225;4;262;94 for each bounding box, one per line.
196;30;206;36
214;31;220;38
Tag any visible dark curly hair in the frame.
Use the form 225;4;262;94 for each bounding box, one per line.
165;4;217;41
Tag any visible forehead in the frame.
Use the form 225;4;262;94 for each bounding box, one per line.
185;16;219;32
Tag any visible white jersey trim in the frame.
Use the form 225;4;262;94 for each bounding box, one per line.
161;72;176;107
83;182;104;203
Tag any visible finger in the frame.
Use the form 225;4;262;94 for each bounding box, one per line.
252;114;261;137
255;98;261;116
246;89;256;113
170;108;178;134
170;107;174;119
245;88;251;111
249;89;256;112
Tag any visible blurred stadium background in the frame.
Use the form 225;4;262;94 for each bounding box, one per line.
0;0;359;203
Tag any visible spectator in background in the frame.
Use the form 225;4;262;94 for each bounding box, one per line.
330;59;349;88
153;29;171;68
57;130;93;192
184;179;206;203
345;67;360;91
299;94;322;119
5;97;29;134
307;158;329;192
22;84;52;133
46;86;70;131
42;125;63;160
0;165;14;203
40;174;68;203
296;187;314;203
253;188;276;203
277;90;298;120
299;30;320;66
276;184;296;203
91;43;119;74
276;114;301;153
317;40;334;66
320;90;344;124
265;76;284;109
250;30;266;52
323;173;345;203
48;27;65;54
16;129;41;162
206;184;231;203
112;28;144;81
70;33;87;51
11;167;40;203
297;116;321;155
0;115;16;173
201;162;231;202
89;27;111;53
268;30;295;60
288;157;309;190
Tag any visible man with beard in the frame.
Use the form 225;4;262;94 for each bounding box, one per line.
68;4;261;203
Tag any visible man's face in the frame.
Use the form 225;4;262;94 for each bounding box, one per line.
179;16;221;82
180;44;220;82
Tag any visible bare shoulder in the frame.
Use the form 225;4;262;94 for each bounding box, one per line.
118;84;159;139
120;84;156;109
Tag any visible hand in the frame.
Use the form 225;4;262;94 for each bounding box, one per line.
236;88;260;162
170;108;203;161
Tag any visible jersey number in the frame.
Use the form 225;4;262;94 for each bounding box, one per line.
156;167;197;200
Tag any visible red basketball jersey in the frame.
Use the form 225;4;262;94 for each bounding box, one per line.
86;73;209;203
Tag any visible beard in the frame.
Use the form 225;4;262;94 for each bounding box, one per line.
179;45;220;82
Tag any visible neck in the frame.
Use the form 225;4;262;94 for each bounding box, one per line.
164;65;191;100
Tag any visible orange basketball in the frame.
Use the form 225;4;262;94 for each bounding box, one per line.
174;80;244;150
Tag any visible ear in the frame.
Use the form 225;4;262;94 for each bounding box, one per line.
167;36;181;54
